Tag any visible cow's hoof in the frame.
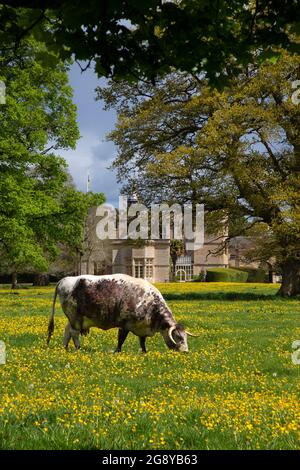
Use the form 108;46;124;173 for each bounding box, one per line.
114;349;121;354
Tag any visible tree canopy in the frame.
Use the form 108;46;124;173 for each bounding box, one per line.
0;1;299;85
98;52;300;296
0;39;104;280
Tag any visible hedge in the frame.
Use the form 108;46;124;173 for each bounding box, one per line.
235;267;269;283
206;268;249;282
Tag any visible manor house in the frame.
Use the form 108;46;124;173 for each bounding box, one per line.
80;199;228;283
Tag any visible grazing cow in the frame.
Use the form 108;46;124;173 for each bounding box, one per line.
47;274;198;352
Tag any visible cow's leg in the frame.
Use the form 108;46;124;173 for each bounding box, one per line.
63;322;72;350
70;326;81;349
139;336;147;353
114;328;129;353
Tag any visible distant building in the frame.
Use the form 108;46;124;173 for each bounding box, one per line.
80;202;229;282
228;237;258;269
228;236;279;283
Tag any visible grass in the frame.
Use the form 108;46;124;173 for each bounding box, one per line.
0;282;299;450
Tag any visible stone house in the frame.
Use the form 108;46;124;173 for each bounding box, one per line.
79;204;229;282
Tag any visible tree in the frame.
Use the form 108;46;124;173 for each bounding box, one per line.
98;53;300;296
170;239;185;280
0;1;299;86
229;227;278;281
48;242;81;279
0;38;104;287
80;207;113;276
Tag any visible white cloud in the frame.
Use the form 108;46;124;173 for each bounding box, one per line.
59;62;121;205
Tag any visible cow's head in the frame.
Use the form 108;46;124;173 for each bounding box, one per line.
163;324;198;352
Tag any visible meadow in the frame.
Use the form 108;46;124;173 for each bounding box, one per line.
0;282;299;450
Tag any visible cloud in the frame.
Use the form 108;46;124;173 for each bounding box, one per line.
58;62;121;206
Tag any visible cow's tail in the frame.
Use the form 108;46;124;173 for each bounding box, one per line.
47;281;59;345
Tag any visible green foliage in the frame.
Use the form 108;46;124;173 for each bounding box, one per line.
206;268;248;283
236;268;269;284
0;2;299;85
190;271;207;283
0;38;105;275
100;52;300;295
191;273;206;283
170;239;185;275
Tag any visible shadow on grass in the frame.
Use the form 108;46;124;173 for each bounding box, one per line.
7;333;39;347
163;292;281;301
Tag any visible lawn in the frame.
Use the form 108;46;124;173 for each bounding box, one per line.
0;282;299;450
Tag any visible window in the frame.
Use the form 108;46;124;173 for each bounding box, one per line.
133;258;154;279
145;258;153;278
134;259;144;278
94;262;105;275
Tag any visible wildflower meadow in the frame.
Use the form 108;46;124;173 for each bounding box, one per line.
0;282;299;450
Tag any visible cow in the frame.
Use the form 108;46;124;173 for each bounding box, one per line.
47;274;198;352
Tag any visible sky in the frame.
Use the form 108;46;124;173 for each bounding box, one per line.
59;62;121;206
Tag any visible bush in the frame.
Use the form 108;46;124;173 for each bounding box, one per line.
206;268;248;283
191;272;206;282
235;268;269;283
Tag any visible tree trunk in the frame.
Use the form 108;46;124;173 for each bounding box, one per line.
268;269;274;283
171;258;177;281
277;258;300;297
33;273;49;286
11;272;18;289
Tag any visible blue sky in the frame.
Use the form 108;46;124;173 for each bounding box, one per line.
59;62;121;206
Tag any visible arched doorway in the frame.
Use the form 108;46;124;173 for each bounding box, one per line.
175;255;193;281
176;269;186;282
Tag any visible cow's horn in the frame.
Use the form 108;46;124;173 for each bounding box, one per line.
168;326;177;345
185;331;199;337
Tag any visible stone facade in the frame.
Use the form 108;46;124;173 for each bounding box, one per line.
228;237;260;269
80;206;229;282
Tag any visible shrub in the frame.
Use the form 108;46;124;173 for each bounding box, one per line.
191;272;206;282
206;268;248;283
236;268;269;283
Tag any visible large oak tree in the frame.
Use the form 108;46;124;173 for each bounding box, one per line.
0;1;299;85
98;52;300;296
0;39;104;286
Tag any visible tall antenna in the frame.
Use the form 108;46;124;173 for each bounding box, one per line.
86;172;91;193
